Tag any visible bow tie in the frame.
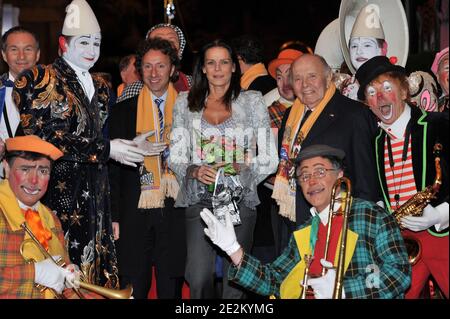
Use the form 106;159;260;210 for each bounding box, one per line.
2;79;14;88
23;208;52;250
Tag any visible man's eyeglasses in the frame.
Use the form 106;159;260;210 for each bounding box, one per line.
297;167;338;183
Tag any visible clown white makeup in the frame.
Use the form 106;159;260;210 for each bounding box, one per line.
63;32;101;71
349;37;383;70
365;74;407;125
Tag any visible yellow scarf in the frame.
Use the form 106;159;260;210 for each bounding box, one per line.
0;180;66;299
240;63;269;90
278;223;358;299
272;85;336;221
136;83;179;208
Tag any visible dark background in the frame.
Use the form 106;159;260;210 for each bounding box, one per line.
1;0;447;88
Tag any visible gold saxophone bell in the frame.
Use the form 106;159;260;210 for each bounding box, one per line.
19;222;133;299
300;177;352;299
402;236;422;266
392;143;442;265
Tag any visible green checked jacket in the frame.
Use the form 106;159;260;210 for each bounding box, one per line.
229;198;411;298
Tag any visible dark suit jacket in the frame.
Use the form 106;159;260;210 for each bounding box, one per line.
108;96;186;277
280;91;380;226
375;105;449;235
248;75;276;96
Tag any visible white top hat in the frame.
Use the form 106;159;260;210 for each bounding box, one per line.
339;0;409;74
62;0;100;36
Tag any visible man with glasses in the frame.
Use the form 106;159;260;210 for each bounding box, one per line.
199;144;411;299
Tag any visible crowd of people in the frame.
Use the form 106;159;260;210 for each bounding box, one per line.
0;0;448;299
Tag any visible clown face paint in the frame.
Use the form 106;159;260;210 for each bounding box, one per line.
276;63;295;101
365;74;407;125
349;37;383;70
63;33;101;71
4;157;51;207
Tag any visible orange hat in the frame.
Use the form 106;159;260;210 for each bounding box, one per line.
5;135;64;161
268;49;303;79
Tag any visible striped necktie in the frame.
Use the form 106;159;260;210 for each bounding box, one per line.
154;98;164;140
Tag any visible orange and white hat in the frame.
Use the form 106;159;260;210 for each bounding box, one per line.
5;135;63;161
268;49;303;79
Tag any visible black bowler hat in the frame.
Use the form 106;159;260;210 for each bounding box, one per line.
355;56;407;101
295;144;345;165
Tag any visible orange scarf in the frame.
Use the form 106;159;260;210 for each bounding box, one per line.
272;85;336;221
240;63;268;90
136;83;179;208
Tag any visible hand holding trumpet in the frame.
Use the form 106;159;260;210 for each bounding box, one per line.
34;256;80;294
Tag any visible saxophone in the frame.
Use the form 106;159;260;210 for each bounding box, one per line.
392;143;443;265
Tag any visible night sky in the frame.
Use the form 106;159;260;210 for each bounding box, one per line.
89;0;341;86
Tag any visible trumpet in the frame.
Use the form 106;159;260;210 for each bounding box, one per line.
20;222;133;299
300;177;352;299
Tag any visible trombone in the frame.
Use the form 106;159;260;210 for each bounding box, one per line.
301;177;352;299
20;222;133;299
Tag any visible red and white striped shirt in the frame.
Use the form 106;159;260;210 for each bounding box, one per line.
384;136;417;210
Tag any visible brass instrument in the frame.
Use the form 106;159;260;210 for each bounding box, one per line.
300;254;314;299
300;177;352;299
392;143;443;265
20;222;133;299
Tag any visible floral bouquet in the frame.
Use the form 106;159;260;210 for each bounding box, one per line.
196;132;245;192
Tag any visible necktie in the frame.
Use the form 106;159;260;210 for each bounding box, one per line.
309;214;321;256
154;98;164;140
300;109;312;128
24;209;52;250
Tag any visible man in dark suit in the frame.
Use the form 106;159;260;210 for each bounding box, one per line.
109;38;185;299
274;54;379;236
0;26;40;178
356;55;449;299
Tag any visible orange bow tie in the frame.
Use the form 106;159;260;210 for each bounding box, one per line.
23;208;52;251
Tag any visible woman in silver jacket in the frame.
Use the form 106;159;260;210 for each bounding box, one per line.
169;39;278;298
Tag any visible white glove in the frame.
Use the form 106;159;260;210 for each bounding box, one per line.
109;139;146;167
308;259;345;299
34;257;68;294
200;208;241;256
133;131;167;156
401;203;448;232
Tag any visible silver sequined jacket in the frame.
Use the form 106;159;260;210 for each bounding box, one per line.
169;90;278;209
